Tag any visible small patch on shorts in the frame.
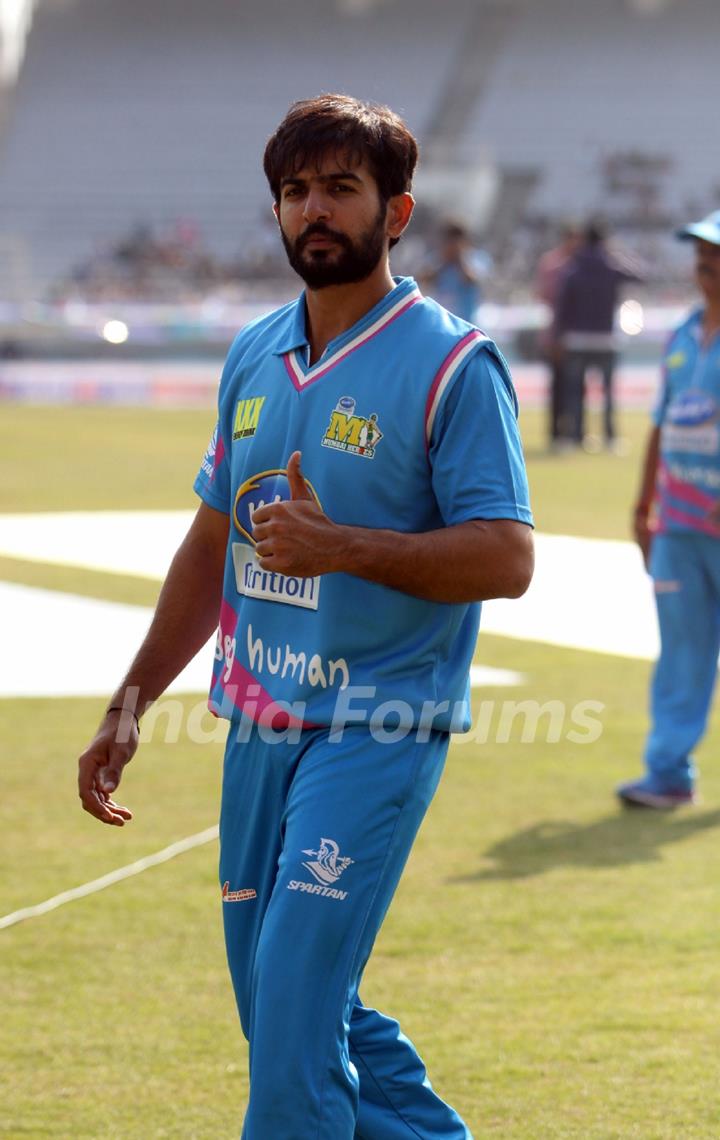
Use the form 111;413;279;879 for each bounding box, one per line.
653;579;682;594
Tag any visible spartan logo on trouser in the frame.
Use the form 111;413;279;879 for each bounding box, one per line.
287;838;355;901
302;837;354;885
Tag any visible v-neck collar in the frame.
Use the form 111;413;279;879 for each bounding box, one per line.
278;277;422;392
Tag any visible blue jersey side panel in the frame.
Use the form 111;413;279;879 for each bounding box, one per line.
652;309;720;536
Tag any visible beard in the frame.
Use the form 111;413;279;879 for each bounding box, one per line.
279;205;387;289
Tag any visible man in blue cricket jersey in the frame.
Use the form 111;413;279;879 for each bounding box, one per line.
78;94;534;1138
618;210;720;810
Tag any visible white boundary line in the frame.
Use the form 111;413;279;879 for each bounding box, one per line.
0;825;219;931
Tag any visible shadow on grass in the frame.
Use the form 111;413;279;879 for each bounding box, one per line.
454;808;720;881
522;445;561;462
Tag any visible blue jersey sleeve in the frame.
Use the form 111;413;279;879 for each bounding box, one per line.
193;419;231;512
428;347;533;527
193;331;249;512
651;328;679;427
652;312;703;427
651;374;670;428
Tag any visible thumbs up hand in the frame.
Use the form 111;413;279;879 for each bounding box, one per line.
251;452;345;577
287;450;314;501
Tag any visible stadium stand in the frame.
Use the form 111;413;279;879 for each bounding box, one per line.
469;0;720;221
0;0;717;299
0;0;475;296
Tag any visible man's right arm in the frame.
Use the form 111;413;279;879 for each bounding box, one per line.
633;425;661;568
77;501;229;825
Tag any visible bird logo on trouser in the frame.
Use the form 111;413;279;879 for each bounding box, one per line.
302;838;355;885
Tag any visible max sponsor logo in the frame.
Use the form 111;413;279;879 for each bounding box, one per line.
665;350;687;371
233;396;266;441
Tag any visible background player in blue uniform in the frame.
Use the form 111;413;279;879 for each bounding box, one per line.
78;95;534;1138
619;210;720;809
420;220;492;323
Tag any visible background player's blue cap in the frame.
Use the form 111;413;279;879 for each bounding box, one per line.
676;209;720;247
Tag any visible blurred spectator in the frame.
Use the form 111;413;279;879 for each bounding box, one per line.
535;221;581;448
420;221;492;323
554;220;644;449
617;209;720;810
60;220;243;301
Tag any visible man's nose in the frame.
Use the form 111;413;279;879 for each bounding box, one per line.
303;188;331;223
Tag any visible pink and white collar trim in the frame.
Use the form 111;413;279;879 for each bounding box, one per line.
283;286;422;391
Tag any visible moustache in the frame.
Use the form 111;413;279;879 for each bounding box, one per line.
297;225;350;251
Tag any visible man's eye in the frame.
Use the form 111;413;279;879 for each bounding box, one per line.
283;187;302;198
332;184;354;193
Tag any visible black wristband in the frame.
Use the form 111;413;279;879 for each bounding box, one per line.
107;706;140;732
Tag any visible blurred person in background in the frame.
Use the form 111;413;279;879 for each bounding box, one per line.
618;210;720;809
76;94;533;1139
534;221;581;450
421;220;492;323
553;220;644;451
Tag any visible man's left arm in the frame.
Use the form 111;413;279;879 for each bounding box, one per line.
253;348;534;604
324;514;533;603
253;469;531;602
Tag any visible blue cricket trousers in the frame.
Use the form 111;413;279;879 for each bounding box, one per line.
218;722;473;1139
645;532;720;790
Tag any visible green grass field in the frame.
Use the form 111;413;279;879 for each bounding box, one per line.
2;403;719;1139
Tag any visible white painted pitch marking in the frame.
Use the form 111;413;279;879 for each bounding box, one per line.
0;581;215;697
0;825;219;931
0;511;662;661
0;509;194;579
470;664;525;687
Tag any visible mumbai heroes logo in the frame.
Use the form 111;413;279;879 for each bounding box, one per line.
322;396;383;459
233;396;266;441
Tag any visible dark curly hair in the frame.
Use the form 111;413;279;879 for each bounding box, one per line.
263;93;418;208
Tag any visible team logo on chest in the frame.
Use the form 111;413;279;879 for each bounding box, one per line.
322;395;384;459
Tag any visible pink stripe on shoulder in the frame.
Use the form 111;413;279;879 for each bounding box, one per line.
214;432;226;471
424;330;487;450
